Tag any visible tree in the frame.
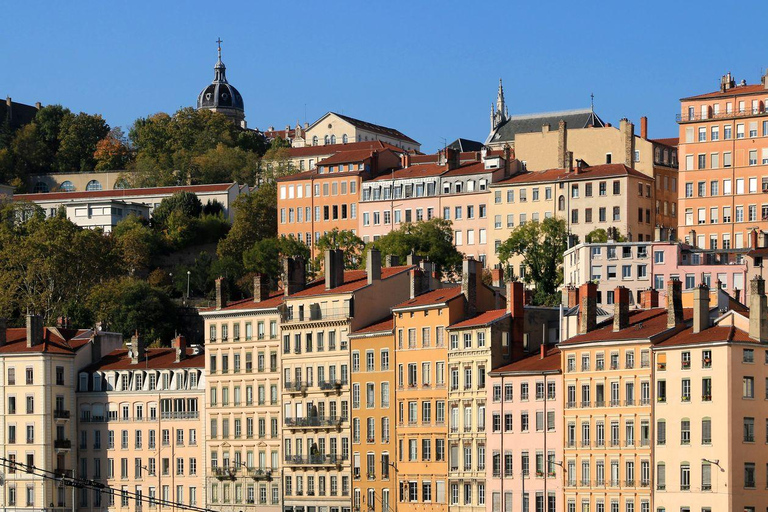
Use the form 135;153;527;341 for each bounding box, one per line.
94;127;131;170
111;215;164;274
314;229;365;270
217;184;277;262
191;143;259;184
152;191;203;228
260;146;295;180
585;227;626;243
497;217;568;305
56;112;110;171
242;235;310;289
373;218;463;276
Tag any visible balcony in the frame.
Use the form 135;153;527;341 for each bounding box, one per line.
248;469;272;481
677;108;768;123
319;380;343;393
284;416;344;429
54;409;70;420
284;454;343;467
284;381;308;395
212;467;236;481
284;306;351;323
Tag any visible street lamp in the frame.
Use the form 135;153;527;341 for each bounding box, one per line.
702;458;724;472
186;271;191;300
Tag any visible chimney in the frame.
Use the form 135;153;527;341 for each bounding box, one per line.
445;147;460;170
406;252;422;266
734;288;742;304
253;273;270;303
620;118;635;168
324;249;345;290
692;283;710;334
25;314;44;348
400;152;411;168
385;254;400;267
491;268;503;288
654;226;662;242
502;145;511;175
367;248;382;284
5;97;10;108
409;268;426;299
640;116;648;140
462;258;479;317
566;151;574;173
613;287;630;332
575;159;585;174
173;335;187;362
666;279;683;328
749;276;768;341
566;285;580;308
557;120;568;169
750;228;759;249
540;343;548;359
578;282;597;334
35;102;41;110
0;318;6;346
283;256;307;296
688;229;697;247
639;288;659;309
215;277;228;310
130;332;145;364
507;280;525;360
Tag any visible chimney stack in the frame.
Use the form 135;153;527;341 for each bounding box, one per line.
491;268;503;288
130;332;145;364
406;252;422;266
174;335;187;363
409;268;426;299
639;288;659;309
253;273;270;302
640;116;648;140
578;282;598;334
688;229;697;247
557;120;568;169
692;283;710;334
445;147;460;170
385;254;400;267
324;249;345;290
215;277;227;310
367;248;382;284
750;228;759;249
666;279;683;328
25;314;43;348
566;285;580;308
462;258;479;317
282;256;307;296
540;343;548;360
613;286;630;331
507;280;525;360
735;288;742;304
620;118;635;168
400;152;411;168
749;276;768;341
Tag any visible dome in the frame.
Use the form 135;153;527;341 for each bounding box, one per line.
196;39;245;124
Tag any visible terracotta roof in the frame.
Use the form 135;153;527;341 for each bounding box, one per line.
317;149;379;166
275;169;365;183
331;112;419;145
448;309;509;329
285;140;403;158
16;183;236;202
351;316;394;335
560;308;693;345
289;266;414;298
681;84;767;101
493;164;650;186
0;327;94;354
655;324;753;348
264;128;296;140
82;347;205;372
442;161;491;177
651;137;679;148
393;286;463;309
490;348;562;374
369;163;447;181
201;291;284;313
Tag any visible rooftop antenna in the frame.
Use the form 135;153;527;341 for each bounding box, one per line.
440;137;447;151
590;93;595;114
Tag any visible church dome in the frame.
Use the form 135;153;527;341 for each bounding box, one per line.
196;39;245;121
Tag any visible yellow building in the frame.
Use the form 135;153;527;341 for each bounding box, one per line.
201;276;284;511
0;316;121;512
76;335;204;512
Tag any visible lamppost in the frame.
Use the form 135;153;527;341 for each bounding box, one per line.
186;271;191;300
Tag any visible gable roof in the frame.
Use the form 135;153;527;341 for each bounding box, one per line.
285;140;403;159
200;291;285;313
448;309;509;330
316;148;388;166
393;286;463;310
288;266;414;299
681;83;768;101
350;316;394;336
447;138;485;152
306;112;419;145
0;327;95;355
82;347;205;372
490;347;562;375
559;308;693;345
487;108;604;144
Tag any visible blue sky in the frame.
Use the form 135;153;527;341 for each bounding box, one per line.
2;1;767;152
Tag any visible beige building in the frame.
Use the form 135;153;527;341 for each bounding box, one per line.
26;171;134;194
293;113;420;153
201;277;284;512
279;250;413;512
0;317;122;512
76;335;204;512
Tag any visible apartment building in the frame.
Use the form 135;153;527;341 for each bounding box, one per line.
0;317;121;512
488;162;655;269
348;317;396;512
76;335;204;512
279;250;413;512
486;346;562;512
293;112;420;153
652;278;768;512
678;71;768;250
276;149;401;255
201;276;284;512
558;282;690;512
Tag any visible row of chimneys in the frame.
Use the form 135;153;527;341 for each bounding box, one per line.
686;227;768;249
5;97;42;110
129;332;189;364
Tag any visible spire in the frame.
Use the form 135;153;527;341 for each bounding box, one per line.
213;37;227;83
491;79;509;131
496;78;506;115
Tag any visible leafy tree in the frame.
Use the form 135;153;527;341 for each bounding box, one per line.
203;199;224;216
10;124;49;176
243;235;310;289
34;104;71;159
585;227;626;243
56;112;110;171
497;217;568;305
314;229;365;270
152;191;203;228
111;215;164;274
269;136;291;149
373;218;463;276
87;277;177;343
261;146;295;180
217;183;277;262
191;143;260;184
94;127;131;170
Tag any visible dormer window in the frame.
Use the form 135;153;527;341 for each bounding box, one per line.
455;182;462;194
79;373;88;392
93;373;102;391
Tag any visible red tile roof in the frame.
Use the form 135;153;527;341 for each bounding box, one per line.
351;316;394;335
316;149;380;166
16;183;236;202
275;169;365;183
286;141;403;158
560;308;693;345
651;137;679;148
490;348;562;374
393;286;463;309
442;161;491;177
0;327;94;354
369;163;447;181
493;164;650;186
448;309;509;329
681;83;768;101
655;324;753;348
83;347;205;371
289;266;414;298
201;292;284;313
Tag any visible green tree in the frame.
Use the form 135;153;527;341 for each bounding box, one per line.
191;143;260;184
10;123;49;176
243;235;310;289
496;217;568;305
94;127;131;170
111;215;164;274
373;218;463;276
261;146;295;180
34;104;71;160
56;112;110;171
585;227;626;243
314;229;365;270
151;191;203;228
217;184;277;262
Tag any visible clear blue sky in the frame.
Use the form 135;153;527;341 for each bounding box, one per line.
2;1;766;152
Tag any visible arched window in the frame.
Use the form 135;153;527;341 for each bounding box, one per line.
330;135;336;144
114;179;129;190
324;135;330;145
60;181;75;192
86;180;102;191
33;182;49;193
342;134;348;144
312;136;319;146
558;195;565;211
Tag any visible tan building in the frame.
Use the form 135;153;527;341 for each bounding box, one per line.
26;171;134;194
293;113;420;153
201;277;284;512
348;317;396;512
279;250;413;512
76;335;204;512
0;317;122;512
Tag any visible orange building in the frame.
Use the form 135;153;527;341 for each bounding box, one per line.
678;71;768;250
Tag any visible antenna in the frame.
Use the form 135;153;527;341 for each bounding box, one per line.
440;137;447;151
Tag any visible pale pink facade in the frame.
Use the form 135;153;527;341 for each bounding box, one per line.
486;349;563;512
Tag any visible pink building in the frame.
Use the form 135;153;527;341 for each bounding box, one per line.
486;347;563;512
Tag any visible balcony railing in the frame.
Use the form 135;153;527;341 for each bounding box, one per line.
284;381;308;393
284;454;344;466
284;306;351;323
319;380;343;391
284;416;344;428
54;410;70;419
677;108;768;123
54;439;72;449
